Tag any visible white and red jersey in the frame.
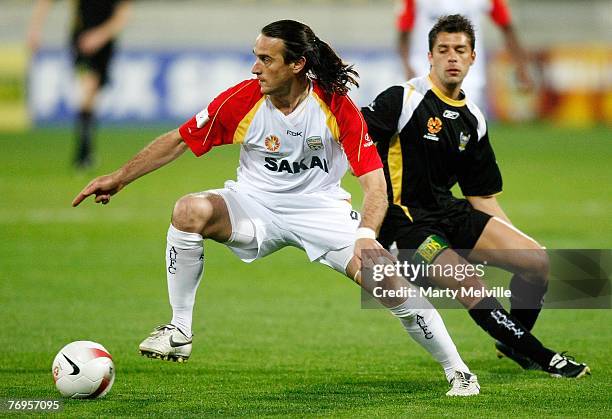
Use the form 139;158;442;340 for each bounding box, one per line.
396;0;513;108
179;79;382;199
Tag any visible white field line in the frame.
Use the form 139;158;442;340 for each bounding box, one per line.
0;201;609;224
0;208;158;224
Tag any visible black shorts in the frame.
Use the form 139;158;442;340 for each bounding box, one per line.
71;35;115;86
378;199;492;255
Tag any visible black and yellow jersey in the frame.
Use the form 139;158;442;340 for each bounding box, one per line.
361;75;502;222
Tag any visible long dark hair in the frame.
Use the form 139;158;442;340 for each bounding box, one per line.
261;20;359;96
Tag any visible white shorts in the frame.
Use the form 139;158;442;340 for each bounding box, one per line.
209;181;360;274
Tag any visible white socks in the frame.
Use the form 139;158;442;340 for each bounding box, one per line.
164;224;469;383
166;224;204;337
390;295;470;383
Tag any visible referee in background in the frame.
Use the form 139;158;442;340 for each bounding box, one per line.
28;0;131;169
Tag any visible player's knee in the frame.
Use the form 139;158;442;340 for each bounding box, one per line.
456;274;485;294
453;275;488;308
527;247;549;281
171;194;214;233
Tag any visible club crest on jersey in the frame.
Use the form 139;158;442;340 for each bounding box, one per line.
305;136;324;151
459;132;471;151
264;135;281;152
424;116;442;141
427;117;442;134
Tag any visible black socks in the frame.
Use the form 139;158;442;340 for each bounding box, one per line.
75;110;94;166
469;297;555;368
509;274;548;331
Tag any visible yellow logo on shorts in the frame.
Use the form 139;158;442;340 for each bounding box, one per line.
416;235;448;263
265;135;280;152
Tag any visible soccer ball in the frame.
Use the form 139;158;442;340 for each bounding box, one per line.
52;341;115;399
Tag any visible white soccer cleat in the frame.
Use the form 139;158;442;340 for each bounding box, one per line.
446;371;480;396
138;324;192;362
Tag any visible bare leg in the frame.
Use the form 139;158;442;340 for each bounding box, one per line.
470;217;549;330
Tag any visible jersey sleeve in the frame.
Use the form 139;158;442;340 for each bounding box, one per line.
457;131;503;196
489;0;512;27
178;113;231;157
178;79;261;157
396;0;415;31
330;93;382;177
361;86;404;146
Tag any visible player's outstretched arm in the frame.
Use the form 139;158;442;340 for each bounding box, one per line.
358;168;388;232
72;128;188;207
353;168;388;265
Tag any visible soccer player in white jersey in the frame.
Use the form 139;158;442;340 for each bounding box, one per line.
73;19;479;396
396;0;532;110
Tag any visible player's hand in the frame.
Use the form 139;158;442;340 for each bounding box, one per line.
78;28;108;55
72;173;124;207
353;238;387;271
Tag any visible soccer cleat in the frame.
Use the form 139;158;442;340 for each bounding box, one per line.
546;352;590;378
138;324;192;362
495;341;541;370
446;371;480;396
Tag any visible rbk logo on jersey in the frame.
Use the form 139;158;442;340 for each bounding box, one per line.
443;110;460;119
264;135;280;152
264;156;329;174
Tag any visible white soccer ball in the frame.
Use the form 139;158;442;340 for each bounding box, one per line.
52;341;115;399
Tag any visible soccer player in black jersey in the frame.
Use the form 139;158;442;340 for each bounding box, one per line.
28;0;132;169
362;14;589;378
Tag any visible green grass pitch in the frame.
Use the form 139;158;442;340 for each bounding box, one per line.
1;123;610;417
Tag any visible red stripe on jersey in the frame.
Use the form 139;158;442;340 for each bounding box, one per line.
490;0;512;26
179;79;263;156
396;0;415;31
312;83;382;177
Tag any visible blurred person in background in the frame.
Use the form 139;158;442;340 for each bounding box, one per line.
396;0;533;111
28;0;132;169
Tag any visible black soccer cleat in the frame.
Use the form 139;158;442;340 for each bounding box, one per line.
495;341;541;370
546;352;591;378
